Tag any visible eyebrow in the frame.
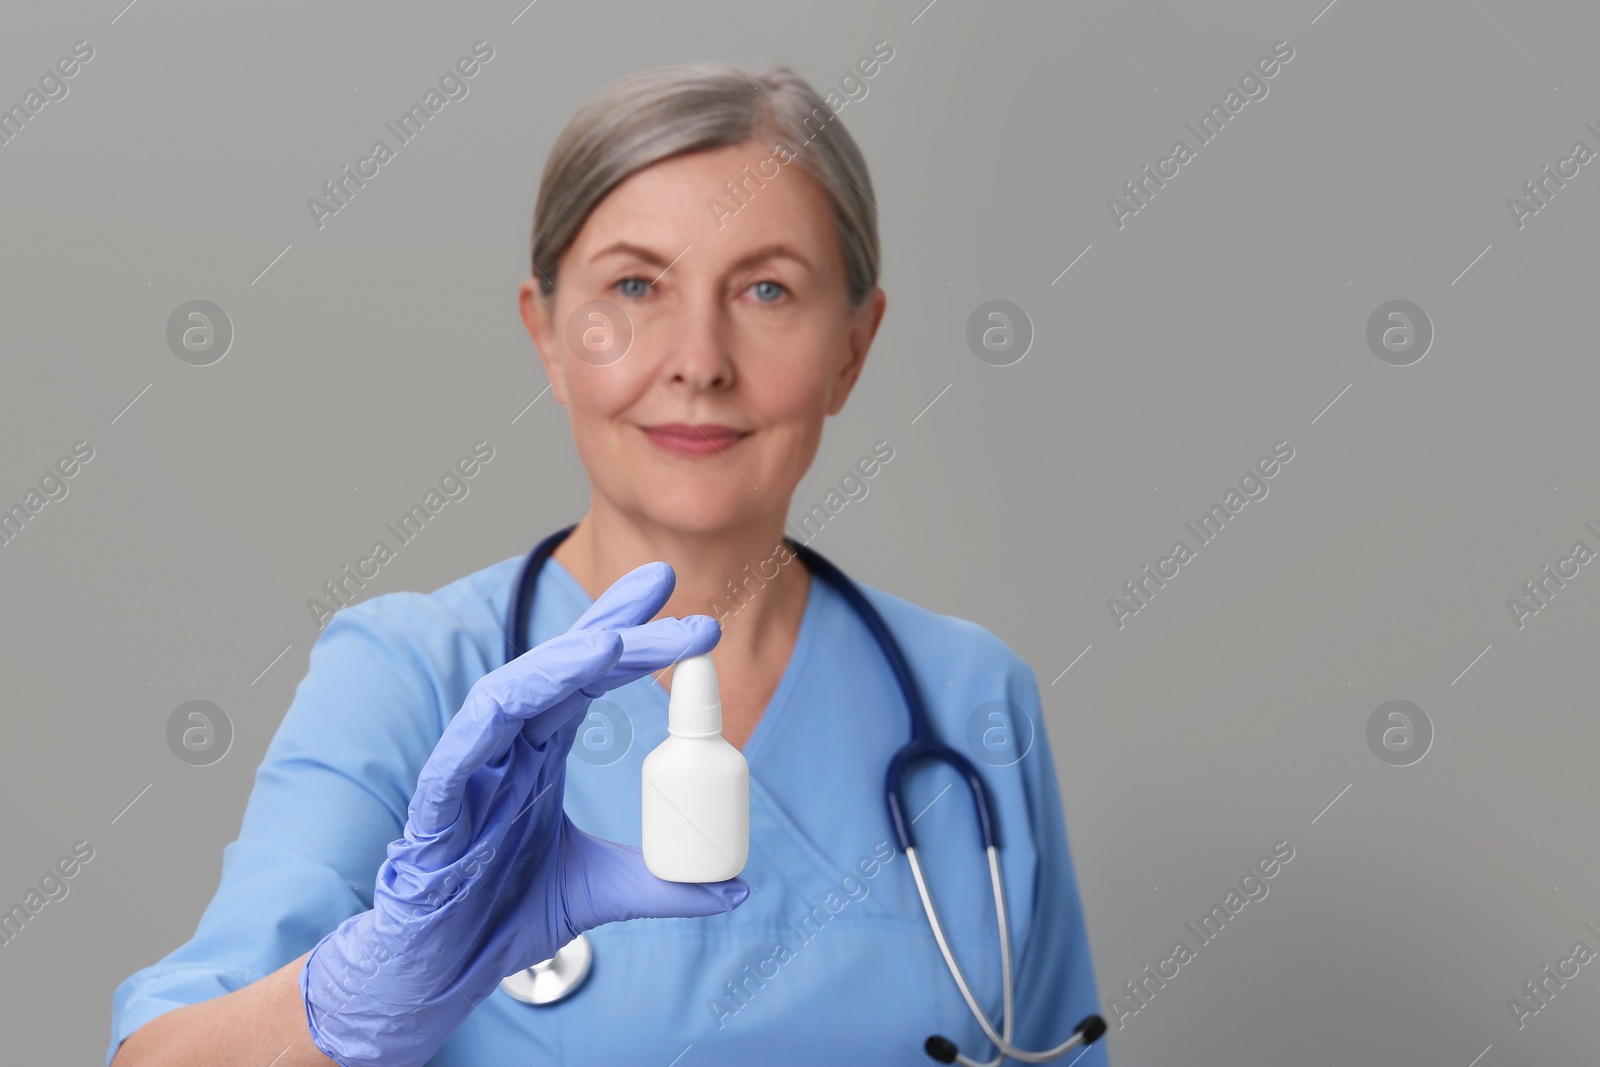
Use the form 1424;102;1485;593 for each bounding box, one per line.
589;241;813;275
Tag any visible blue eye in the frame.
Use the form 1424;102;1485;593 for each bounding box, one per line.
750;280;786;302
615;276;652;299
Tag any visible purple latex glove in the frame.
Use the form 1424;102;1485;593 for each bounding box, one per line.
299;561;744;1067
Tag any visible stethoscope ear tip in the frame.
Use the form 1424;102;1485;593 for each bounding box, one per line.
924;1012;1110;1064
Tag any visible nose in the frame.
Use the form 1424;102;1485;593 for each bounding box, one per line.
659;289;736;392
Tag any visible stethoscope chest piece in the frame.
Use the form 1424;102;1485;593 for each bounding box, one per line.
499;931;594;1005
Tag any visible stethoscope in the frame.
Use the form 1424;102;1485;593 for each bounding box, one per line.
498;524;1106;1065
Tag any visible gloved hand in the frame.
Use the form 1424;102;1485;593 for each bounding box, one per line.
299;561;744;1067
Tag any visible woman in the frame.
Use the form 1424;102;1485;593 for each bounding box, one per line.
108;63;1107;1066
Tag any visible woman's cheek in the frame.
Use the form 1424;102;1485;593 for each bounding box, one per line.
751;347;827;404
568;363;642;418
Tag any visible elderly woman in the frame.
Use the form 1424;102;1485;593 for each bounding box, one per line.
108;63;1107;1067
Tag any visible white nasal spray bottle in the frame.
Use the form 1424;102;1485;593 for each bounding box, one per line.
642;653;749;882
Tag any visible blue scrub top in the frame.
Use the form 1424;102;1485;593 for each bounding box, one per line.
108;550;1108;1066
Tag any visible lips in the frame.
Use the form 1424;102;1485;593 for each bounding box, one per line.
640;422;751;456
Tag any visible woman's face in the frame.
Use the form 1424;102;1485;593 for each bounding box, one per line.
520;139;886;537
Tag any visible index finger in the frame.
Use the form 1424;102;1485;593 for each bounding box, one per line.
521;614;721;750
578;613;721;698
565;561;676;637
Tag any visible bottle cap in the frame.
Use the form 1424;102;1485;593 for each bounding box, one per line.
668;653;722;737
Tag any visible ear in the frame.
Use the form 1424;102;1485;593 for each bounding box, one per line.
519;277;569;407
826;287;887;417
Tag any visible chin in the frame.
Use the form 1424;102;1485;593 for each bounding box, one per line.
628;490;775;538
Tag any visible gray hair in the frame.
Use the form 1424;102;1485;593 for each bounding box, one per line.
531;63;880;307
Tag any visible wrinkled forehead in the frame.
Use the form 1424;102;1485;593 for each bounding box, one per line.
563;140;843;282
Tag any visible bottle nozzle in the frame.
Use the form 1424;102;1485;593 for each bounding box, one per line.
668;653;722;737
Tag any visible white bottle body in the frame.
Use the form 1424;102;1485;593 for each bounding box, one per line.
641;734;749;882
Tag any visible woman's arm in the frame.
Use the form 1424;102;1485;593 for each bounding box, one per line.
110;567;741;1067
1010;663;1112;1065
111;953;331;1067
106;604;431;1065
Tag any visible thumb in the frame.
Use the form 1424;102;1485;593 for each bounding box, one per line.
561;830;749;931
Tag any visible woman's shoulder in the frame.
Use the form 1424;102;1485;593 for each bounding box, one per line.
846;577;1040;692
335;553;520;636
844;577;1058;831
342;550;518;627
303;553;524;716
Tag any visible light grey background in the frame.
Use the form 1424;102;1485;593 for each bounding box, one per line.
3;0;1597;1063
